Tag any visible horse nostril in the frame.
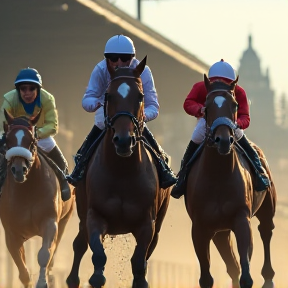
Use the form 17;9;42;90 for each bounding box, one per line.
11;167;16;175
113;135;119;144
215;137;220;143
23;166;28;175
131;136;136;146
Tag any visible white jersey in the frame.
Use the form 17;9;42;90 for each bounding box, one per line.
82;58;159;124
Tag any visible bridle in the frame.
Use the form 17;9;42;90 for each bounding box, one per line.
205;89;238;146
5;123;38;169
104;75;145;140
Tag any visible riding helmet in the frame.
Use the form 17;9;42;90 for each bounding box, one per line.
14;68;42;87
104;35;136;55
208;59;236;81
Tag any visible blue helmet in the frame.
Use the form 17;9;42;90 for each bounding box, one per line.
14;68;42;87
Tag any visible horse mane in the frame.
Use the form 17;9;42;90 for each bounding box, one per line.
10;116;32;128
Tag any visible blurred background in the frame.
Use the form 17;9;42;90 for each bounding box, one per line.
0;0;288;287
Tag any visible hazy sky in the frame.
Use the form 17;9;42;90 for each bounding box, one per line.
112;0;288;99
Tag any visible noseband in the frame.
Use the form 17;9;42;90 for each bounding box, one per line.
5;123;37;168
104;75;145;139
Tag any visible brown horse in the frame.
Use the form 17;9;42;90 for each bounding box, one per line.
185;75;276;288
0;110;75;288
66;57;171;288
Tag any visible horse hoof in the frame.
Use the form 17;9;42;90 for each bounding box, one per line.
262;280;274;288
66;276;80;288
89;273;106;288
132;278;149;288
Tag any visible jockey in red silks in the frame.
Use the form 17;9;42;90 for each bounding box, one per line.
171;59;270;199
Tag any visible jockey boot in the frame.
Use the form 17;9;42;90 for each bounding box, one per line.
47;145;71;201
142;126;169;163
67;125;102;187
237;135;270;192
171;140;200;199
154;155;177;189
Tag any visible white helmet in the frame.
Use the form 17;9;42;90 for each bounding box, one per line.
208;59;236;81
104;35;136;55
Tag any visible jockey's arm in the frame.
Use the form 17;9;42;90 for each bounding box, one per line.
141;66;159;122
235;85;250;130
82;64;106;113
37;97;58;139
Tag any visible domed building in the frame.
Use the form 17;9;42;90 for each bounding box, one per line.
237;35;288;187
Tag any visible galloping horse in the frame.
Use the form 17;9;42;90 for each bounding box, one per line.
185;75;276;288
0;110;74;288
66;57;171;288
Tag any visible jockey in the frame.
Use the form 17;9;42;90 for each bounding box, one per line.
171;59;270;199
0;67;71;201
66;34;177;189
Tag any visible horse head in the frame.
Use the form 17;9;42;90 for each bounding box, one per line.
204;74;239;155
4;109;41;182
105;56;146;157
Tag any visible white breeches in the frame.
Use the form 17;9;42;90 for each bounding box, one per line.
94;106;105;130
37;136;56;153
191;118;244;144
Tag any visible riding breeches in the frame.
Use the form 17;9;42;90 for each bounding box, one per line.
191;117;244;144
94;106;105;130
37;136;56;153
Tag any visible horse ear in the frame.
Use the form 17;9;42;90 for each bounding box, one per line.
106;58;116;79
230;75;239;91
4;109;14;124
135;56;147;76
30;109;42;126
204;74;211;91
3;122;8;133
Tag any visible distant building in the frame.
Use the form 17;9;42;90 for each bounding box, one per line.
237;35;288;173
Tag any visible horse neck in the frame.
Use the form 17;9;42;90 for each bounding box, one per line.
201;145;238;175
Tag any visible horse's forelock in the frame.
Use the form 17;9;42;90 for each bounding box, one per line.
208;80;234;93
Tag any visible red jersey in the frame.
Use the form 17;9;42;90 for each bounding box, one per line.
183;80;250;129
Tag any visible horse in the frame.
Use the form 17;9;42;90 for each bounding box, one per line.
0;110;75;288
185;75;276;288
66;57;171;288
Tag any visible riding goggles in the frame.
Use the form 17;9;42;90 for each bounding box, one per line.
19;85;38;92
105;53;134;63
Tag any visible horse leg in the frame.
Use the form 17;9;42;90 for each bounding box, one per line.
212;231;240;288
47;203;74;276
5;233;32;288
67;183;89;288
131;219;154;288
87;208;107;288
192;224;214;288
255;191;276;288
146;192;169;260
232;213;253;288
36;218;58;288
66;221;89;288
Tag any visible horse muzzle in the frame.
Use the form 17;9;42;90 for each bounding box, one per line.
112;133;137;157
